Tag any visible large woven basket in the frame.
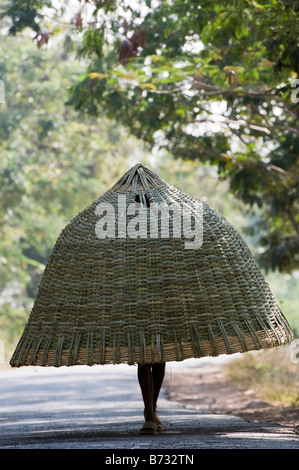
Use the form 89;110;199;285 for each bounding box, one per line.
10;163;293;367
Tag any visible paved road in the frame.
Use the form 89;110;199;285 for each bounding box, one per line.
0;360;298;450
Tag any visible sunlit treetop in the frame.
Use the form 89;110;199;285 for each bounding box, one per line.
1;0;299;272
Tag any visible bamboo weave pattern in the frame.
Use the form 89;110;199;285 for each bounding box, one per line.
10;164;293;367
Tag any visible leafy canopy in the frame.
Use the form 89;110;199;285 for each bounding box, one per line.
1;0;299;272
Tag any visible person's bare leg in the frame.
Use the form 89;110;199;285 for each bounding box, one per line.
152;362;166;412
151;362;165;431
137;364;155;422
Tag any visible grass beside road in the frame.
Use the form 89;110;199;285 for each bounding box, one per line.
223;346;299;408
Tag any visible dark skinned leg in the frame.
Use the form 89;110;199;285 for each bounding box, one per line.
152;362;166;412
137;364;155;422
138;363;166;423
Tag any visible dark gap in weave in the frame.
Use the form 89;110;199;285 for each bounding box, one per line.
135;193;151;207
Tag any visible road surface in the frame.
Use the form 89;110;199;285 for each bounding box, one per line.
0;359;298;450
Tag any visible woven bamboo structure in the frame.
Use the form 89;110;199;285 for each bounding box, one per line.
10;163;293;367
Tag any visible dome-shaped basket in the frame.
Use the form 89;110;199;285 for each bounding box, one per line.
10;164;293;367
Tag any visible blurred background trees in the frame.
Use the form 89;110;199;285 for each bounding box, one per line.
0;0;298;359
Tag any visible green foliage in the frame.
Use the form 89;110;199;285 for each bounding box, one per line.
0;14;298;360
4;0;297;271
1;30;252;359
225;348;299;407
0;32;151;358
78;29;105;59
